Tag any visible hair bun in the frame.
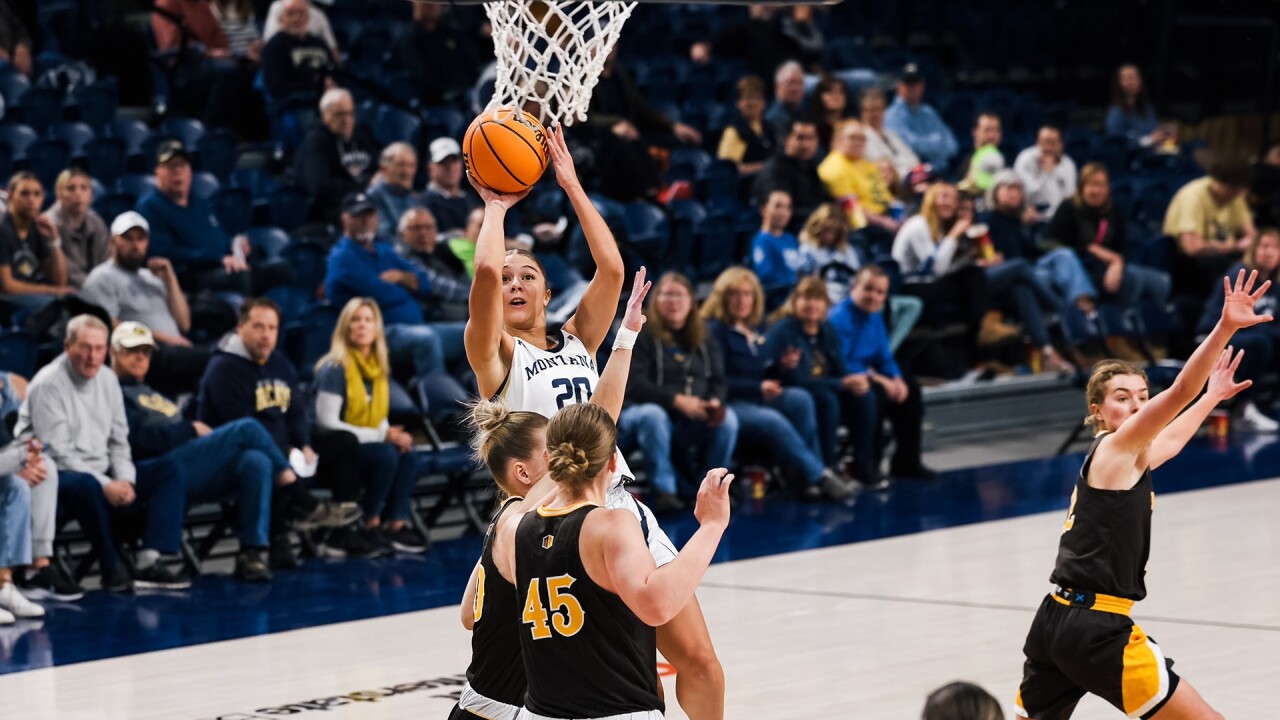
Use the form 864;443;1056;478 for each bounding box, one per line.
548;441;590;480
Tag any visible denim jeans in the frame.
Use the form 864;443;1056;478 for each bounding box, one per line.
385;322;469;418
986;258;1060;346
617;403;739;495
357;442;422;522
1116;265;1171;309
165;417;282;548
729;400;826;485
764;386;824;464
803;383;843;467
0;473;32;567
58;458;186;570
1033;247;1097;308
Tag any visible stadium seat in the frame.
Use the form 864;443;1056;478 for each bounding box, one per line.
280;240;327;293
374;105;422;147
75;81;119;131
48;121;94;156
0;330;38;376
195;129;238;182
265;285;315;323
191;170;221;200
160;117;207;148
622;201;671;260
668;147;713;181
230;167;278;198
0;123;39;159
694;213;737;281
245;226;290;259
84;137;127;185
26;140;71;191
210;187;252;235
0;73;29;107
423;106;465;141
93;192;136;224
16;87;62;130
284;302;339;379
106;118;152;157
268;184;310;231
668;199;707;277
115;173;157;198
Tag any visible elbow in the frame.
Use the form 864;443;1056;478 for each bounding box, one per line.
634;593;681;627
460;611;475;631
473;257;502;284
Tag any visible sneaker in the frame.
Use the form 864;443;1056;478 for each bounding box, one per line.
385;524;428;554
852;474;892;492
233;548;272;582
17;565;84;602
270;534;300;570
651;493;686;515
1239;402;1280;433
0;606;13;625
819;470;855;501
294;501;363;531
0;582;44;619
132;563;192;591
319;525;383;558
102;564;133;593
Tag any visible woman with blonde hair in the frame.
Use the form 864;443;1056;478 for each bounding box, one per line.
702;267;853;500
312;297;426;556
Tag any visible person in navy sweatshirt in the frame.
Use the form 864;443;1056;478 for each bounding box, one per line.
196;298;361;569
827;265;933;480
324;192;469;418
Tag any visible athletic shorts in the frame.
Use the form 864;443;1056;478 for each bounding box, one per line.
605;483;677;567
516;709;663;720
452;683;521;720
1016;590;1179;719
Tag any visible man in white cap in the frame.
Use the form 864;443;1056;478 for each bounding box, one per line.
80;212;209;396
424;137;480;235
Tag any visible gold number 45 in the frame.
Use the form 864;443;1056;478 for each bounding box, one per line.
523;574;585;640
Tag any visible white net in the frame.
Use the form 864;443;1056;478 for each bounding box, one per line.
483;0;638;126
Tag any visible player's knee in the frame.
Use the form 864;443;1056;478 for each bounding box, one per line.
674;644;723;683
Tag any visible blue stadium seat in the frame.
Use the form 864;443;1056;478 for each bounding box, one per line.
245;226;290;259
0;330;38;377
16;87;62;131
195;129;237;182
48;121;94;156
694;213;737;281
210;187;252;235
93;192;137;224
374;105;422;147
107;119;152;157
424;106;465;140
0;123;39;159
26;140;71;191
668;147;713;181
668;199;708;277
265;285;315;323
284;302;339;379
116;173;157;198
160;117;206;148
268;184;310;231
280;240;327;292
230;167;278;198
190;170;221;200
622;202;670;259
84;137;126;185
0;73;30;107
75;81;118;131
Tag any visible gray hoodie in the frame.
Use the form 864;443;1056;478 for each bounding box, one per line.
15;353;134;487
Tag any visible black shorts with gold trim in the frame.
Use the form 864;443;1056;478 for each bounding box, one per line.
1015;589;1180;719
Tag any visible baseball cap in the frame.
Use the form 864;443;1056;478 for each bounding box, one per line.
341;192;376;215
429;137;462;163
111;322;156;351
111;211;150;237
900;63;923;83
156;139;190;164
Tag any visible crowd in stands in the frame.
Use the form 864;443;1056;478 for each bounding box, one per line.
0;0;1279;619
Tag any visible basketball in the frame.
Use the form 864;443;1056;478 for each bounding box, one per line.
463;107;549;194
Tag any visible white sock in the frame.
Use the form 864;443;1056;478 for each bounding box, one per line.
135;549;160;570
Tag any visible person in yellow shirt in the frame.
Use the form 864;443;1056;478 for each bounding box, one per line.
817;119;900;235
716;75;776;175
1163;159;1257;296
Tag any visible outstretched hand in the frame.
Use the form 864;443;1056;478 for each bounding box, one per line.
621;267;652;333
467;171;531;210
544;125;581;192
1205;346;1252;401
693;467;734;529
1220;268;1275;330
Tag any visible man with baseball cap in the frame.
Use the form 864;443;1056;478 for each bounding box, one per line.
81;211;210;396
884;63;959;171
112;320;298;582
424;137;480;235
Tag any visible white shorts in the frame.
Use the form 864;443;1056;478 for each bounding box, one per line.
605;483;677;567
459;684;521;720
516;709;663;720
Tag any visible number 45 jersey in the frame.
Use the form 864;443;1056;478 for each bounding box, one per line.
514;503;663;718
499;328;634;482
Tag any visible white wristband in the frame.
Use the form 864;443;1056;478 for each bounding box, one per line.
612;326;639;351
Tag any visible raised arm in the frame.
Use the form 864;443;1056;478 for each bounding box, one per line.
1148;347;1250;469
549;126;625;353
589;268;650;421
464;177;529;397
1112;269;1272;455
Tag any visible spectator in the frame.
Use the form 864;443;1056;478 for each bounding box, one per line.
717;76;776;175
448;206;485;278
425;138;480;235
1105;64;1171;146
817;119;899;235
1048;163;1171;312
394;207;470;322
0;3;32;77
893;183;1018;368
197;298;364;569
796;203;860;304
751;190;803;309
1013;125;1076;219
701;267;853;501
1163;158;1257;298
812;75;851;152
0;172;72;316
619;271;738;513
922;681;1004;720
752;118;828;231
138;140;291;296
295;88;380;224
1196;228;1280;432
260;0;334;111
81;212;211;400
963;112;1005;195
111;321;280;581
15;315;191;591
152;0;229;57
264;0;339;55
708;4;800;91
313;298;428;554
764;60;808;140
369;143;427;238
394;3;478;106
43;169;109;289
885;64;958;171
860;87;921;185
212;0;263;61
0;446;44;622
324;193;469;413
8;434;80;602
981;171;1098;315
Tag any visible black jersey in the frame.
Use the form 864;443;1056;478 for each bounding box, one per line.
514;503;663;718
1050;432;1154;601
465;496;526;707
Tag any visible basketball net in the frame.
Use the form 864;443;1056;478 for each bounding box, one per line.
483;0;638;126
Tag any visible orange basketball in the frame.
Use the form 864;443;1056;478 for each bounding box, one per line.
463;107;549;194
